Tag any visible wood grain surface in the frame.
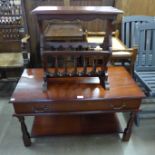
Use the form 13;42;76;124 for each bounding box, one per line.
11;66;144;103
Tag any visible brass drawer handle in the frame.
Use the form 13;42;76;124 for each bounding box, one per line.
110;104;126;110
32;106;49;113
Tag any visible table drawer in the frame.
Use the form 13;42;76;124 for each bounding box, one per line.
13;99;141;114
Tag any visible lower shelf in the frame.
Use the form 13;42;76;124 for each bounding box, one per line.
31;113;122;137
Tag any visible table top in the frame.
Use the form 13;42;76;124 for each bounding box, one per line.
10;67;145;103
32;6;123;15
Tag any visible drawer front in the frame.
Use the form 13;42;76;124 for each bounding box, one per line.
13;99;141;114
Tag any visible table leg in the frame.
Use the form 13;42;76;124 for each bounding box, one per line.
17;116;31;147
122;112;136;141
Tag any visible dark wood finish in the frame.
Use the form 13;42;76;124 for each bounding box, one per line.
32;6;122;50
122;112;136;141
31;114;121;137
11;67;144;104
32;6;123;90
70;0;113;6
17;116;31;147
23;1;115;65
13;98;141;114
42;51;110;90
32;6;123;17
10;67;145;146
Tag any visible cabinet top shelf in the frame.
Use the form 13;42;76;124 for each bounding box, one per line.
32;6;123;16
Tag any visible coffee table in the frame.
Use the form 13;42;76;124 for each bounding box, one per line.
10;66;145;146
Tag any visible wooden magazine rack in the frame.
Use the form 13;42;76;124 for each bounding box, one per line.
32;6;123;91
